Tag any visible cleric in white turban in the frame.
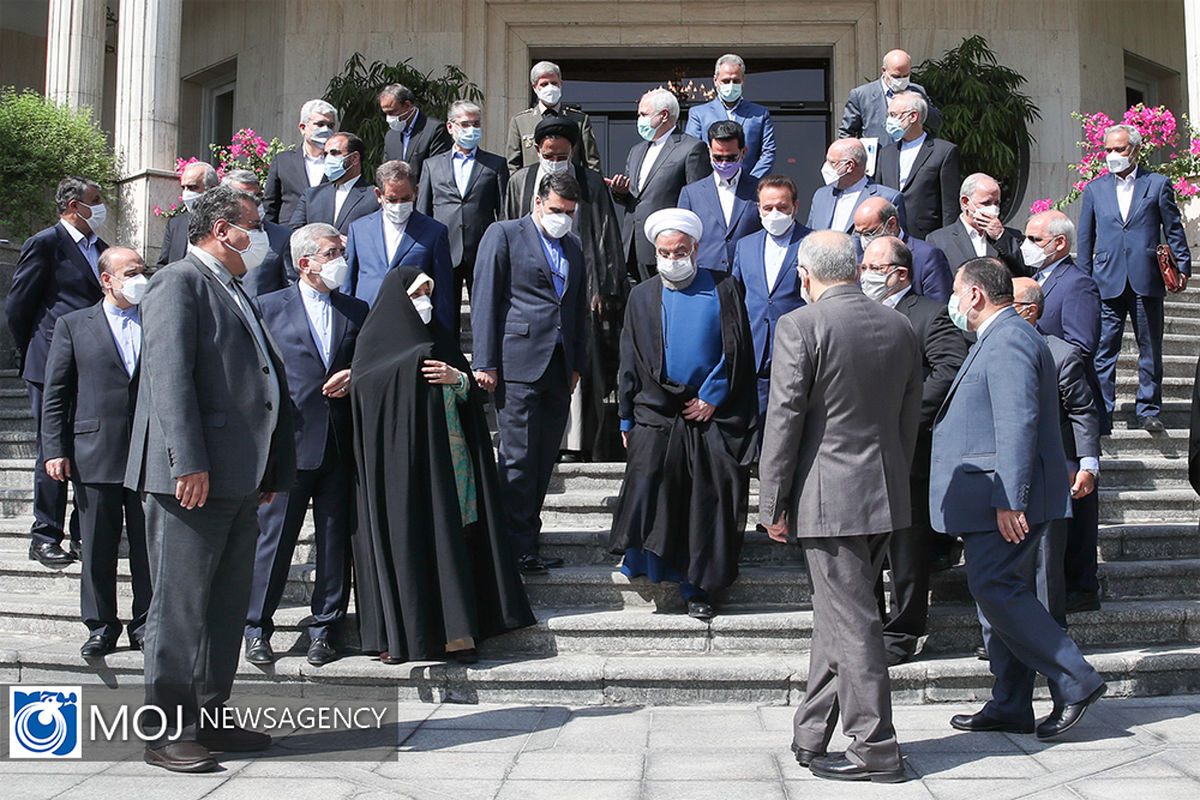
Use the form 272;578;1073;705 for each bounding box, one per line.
609;207;760;620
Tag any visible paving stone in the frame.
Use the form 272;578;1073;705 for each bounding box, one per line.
642;780;787;800
644;750;777;781
374;752;516;780
903;750;1050;779
1068;777;1200;800
494;780;642;800
509;751;644;781
399;727;532;753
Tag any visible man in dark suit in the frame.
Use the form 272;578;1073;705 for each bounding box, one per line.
874;91;961;240
1078;123;1191;433
345;160;454;322
930;257;1105;741
417;100;508;335
731;174;812;417
42;247;152;657
6;176;107;568
806;138;907;233
1024;211;1101;363
759;230;920;782
290;132;376;235
158;161;219;266
263;99;337;225
471;172;589;573
220;170;295;297
126;186;295;772
380;83;453;182
678;120;762;272
507;60;602;174
609;88;712;283
927;173;1027;277
684;53;776;178
839;49;943;140
853;197;953;302
244;223;368;668
860;236;968;665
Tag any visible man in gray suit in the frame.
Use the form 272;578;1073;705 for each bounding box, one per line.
759;230;920;783
126;186;296;773
838;49;943;140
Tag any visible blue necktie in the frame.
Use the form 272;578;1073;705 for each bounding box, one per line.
551;261;566;298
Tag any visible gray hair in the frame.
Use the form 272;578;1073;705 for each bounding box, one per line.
798;231;859;284
891;91;928;125
220;169;260;190
290;222;342;264
530;60;561;84
187;185;257;245
378;83;415;105
1046;214;1076;249
299;98;338;128
55;176;100;214
374;160;415;191
447;99;482;123
642;87;680;127
1106;123;1143;150
715;53;746;75
839;138;868;167
959;172;997;201
182;160;220;188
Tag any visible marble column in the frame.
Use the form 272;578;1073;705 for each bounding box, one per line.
1187;0;1200;121
44;0;107;114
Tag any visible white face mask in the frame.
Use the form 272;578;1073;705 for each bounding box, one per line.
860;268;894;302
225;224;271;271
886;75;910;93
799;271;813;304
1020;238;1052;270
256;203;266;221
761;209;794;238
382;200;414;227
973;202;1001;219
385;107;415;132
821;161;843;186
539;155;571;175
82;202;107;234
539;210;573;239
536;83;562;107
181;189;203;212
316;256;349;290
308;126;334;146
117;274;149;305
1106;151;1132;174
657;253;697;284
411;293;434;325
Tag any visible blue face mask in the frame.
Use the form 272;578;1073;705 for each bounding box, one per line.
884;116;907;142
947;292;969;331
637;114;661;142
323;154;348;182
455;125;482;149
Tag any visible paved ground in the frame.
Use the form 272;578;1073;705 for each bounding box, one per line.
3;695;1199;799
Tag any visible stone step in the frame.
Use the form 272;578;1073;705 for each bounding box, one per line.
1120;332;1199;357
1116;353;1200;379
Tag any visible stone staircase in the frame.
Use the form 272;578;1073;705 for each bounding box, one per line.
1;290;1199;706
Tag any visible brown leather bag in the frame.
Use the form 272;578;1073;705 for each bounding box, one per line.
1157;244;1186;293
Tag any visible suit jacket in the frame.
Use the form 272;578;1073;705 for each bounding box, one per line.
291;178;377;234
806;179;907;233
344;209;454;324
417;147;508;271
383;111;453;181
929;306;1071;533
124;252;296;498
470;216;590;383
926;218;1027;277
241;220;296;298
757;284;922;538
677;172;762;272
1046;333;1101;464
731;222;812;373
838;79;943;140
41;302;140;484
253;285;369;471
892;290;968;430
6;222;106;383
684;98;777;178
264;148;326;225
158;212;190;266
1076;168;1191;299
617;130;713;269
507;105;603;174
904;232;954;302
875;136;961;240
1035;256;1101;361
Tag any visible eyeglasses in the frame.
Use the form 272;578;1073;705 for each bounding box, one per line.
862;263;904;273
315;247;345;260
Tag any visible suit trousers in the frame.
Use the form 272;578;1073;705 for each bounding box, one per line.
245;434;353;641
142;491;259;746
964;521;1103;725
452;254;476;339
26;380;79;546
495;346;570;558
794;533;901;772
1065;490;1101;595
75;482;151;641
1094;284;1164;421
874;522;932;659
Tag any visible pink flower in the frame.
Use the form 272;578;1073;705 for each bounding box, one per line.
1174;177;1199;198
153;205;163;216
1190;138;1200;157
1029;198;1054;214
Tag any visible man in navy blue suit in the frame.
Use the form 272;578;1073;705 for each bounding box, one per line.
471;172;589;573
345;160;453;324
731;174;811;417
931;257;1106;740
244;223;368;668
1078;123;1191;433
678;120;762;272
684;53;776;178
853;197;953;302
6;176;107;568
806;138;906;234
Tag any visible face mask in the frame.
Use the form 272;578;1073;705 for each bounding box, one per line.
536;84;562;107
884;116;907;142
317;256;349;290
799;270;813;304
712;160;741;180
308;126;334;146
657;254;697;284
972;202;1000;219
539;210;573;239
539;155;571;175
860;269;894;302
716;82;742;103
181;189;203;212
225;224;271;271
637;115;661;142
1106;152;1132;174
857;225;888;249
1021;238;1051;270
947;292;970;331
411;294;434;325
886;75;910;93
761;210;794;238
256;203;266;221
324;154;348;182
117;274;149;305
454;125;482;149
821;161;843;186
82;202;107;234
382;200;413;227
386;107;414;131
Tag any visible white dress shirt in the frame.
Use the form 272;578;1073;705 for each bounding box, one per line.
453;148;477;197
763;229;792;290
102;300;141;377
713;169;741;226
333;174;360;222
304;151;326;187
1115;166;1138;222
60;220;100;281
831;176;868;232
382;214;409;266
960;216;988;257
298;280;333;368
882;284;912;309
638;134;670;191
898;132;927;188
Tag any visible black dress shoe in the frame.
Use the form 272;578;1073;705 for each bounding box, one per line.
129;632;145;651
790;741;824;767
540;555;565;568
80;632;116;658
244;636;275;665
379;651;405;665
1140;415;1165;433
197;724;271;752
144;741;218;773
687;600;716;620
518;554;551;574
950;710;1034;734
1036;683;1107;740
886;650;913;666
809;754;906;783
975;645;990;661
929;539;964;573
29;541;74;568
68;539;82;560
449;647;479;664
306;637;338;666
557;449;584;463
1066;591;1101;614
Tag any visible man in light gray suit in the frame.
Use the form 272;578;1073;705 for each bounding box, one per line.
838;49;943;140
126;186;296;773
759;230;921;783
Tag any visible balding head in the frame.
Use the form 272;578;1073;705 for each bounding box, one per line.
1011;276;1043;325
98;247;147;309
853;196;901;239
882;50;913;80
1024;209;1074;267
826;138;867;187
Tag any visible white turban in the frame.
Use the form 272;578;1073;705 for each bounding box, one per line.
644;207;703;246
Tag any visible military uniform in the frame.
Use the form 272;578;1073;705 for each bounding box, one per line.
507;104;602;174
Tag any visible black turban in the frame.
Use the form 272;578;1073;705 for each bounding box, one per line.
534;116;580;147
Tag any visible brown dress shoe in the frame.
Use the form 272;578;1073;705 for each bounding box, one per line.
197;724;271;753
144;741;218;773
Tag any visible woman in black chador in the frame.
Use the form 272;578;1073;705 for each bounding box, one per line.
349;265;534;664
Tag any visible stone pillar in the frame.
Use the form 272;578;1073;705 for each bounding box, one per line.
44;0;107;113
1187;0;1200;120
113;0;183;259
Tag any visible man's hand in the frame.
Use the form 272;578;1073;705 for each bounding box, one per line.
176;471;210;510
591;294;605;315
682;397;715;422
607;174;631;195
322;368;351;397
1180;273;1190;291
569;371;581;394
1069;470;1096;499
258;492;276;507
975;210;1005;240
474;369;497;392
996;508;1028;543
45;457;70;482
621;431;629;449
765;513;789;543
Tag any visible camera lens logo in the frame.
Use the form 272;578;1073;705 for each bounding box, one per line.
9;687;81;758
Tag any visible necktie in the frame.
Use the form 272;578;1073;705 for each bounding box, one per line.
549;253;566;298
